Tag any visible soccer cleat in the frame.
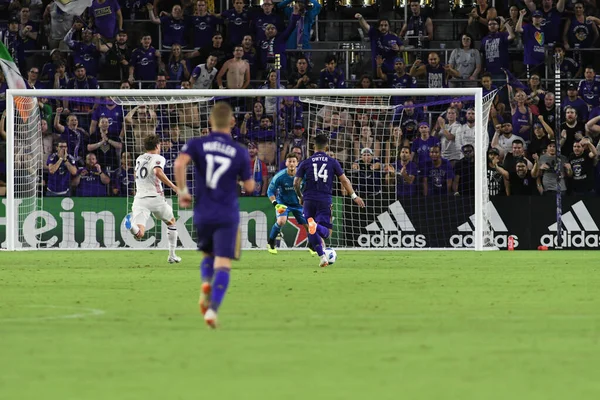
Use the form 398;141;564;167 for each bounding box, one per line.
168;255;182;264
124;214;132;230
199;282;211;315
204;308;218;329
319;255;329;268
307;242;317;256
307;217;317;235
267;238;278;254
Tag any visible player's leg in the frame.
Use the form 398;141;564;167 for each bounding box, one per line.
127;200;150;239
310;202;334;267
267;208;289;254
153;200;180;263
196;225;215;316
304;201;328;265
293;208;316;256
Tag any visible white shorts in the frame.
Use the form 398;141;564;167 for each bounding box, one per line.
131;196;174;227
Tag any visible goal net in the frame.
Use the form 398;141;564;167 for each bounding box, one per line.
3;88;496;251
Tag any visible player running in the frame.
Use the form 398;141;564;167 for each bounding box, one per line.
174;102;254;329
294;133;365;267
266;152;316;255
125;134;181;264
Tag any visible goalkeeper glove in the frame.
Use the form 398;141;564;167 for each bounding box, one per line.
272;200;288;214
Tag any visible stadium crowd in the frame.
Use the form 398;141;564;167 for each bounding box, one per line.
1;0;600;199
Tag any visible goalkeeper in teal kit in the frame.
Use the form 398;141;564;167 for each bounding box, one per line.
266;152;315;255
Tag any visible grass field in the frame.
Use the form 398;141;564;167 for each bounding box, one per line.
1;250;599;400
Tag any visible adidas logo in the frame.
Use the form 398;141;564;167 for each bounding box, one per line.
450;203;518;248
358;201;427;248
540;201;600;248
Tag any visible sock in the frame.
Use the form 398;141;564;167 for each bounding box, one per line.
167;226;178;256
269;223;281;241
308;233;324;256
316;224;329;239
129;224;140;236
210;268;230;312
200;256;215;282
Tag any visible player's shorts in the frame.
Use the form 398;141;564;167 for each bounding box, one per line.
131;196;174;226
196;222;241;260
277;205;307;225
303;200;333;229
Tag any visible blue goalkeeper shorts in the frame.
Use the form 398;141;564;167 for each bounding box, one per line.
277;205;307;225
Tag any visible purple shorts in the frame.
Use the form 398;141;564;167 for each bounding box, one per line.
303;199;333;229
195;223;241;260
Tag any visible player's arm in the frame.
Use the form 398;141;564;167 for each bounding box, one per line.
293;177;303;205
338;173;365;207
216;60;230;88
174;152;193;207
155;166;178;193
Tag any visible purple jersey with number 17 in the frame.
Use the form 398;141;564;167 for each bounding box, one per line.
296;151;344;202
181;133;251;226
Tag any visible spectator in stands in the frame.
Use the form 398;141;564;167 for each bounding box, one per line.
585;111;600;139
90;99;123;137
241;35;258;80
287;56;317;89
504;6;523;57
111;152;135;197
219;0;251;48
399;0;433;59
569;138;597;195
277;0;321;55
455;108;476;150
394;99;424;142
90;0;123;40
553;45;580;82
148;3;187;49
280;96;303;132
387;145;417;197
1;17;26;74
503;139;533;174
468;0;497;40
43;1;77;51
516;9;545;76
278;144;304;170
410;52;459;102
166;43;190;86
25;67;42;89
532;141;572;195
56;108;87;159
354;126;380;160
524;0;565;46
41;119;59;167
377;56;416;105
509;87;533;142
46;140;78;196
319;55;346;89
350;148;382;199
259;70;285;115
481;18;515;80
86;116;122;172
124;105;158;154
453;144;475;197
384;126;403;165
355;14;402;74
97;29;131;85
538;92;557;133
412;122;440;170
422;145;454;197
48;60;68;91
190;32;230;71
487;147;506;196
447;33;481;87
253;0;283;43
436;107;462;165
258;13;300;72
564;82;589;121
65;64;99;113
525;74;546;109
281;124;306;163
190;54;218;89
506;158;536;195
129;33;162;88
73;153;111;196
40;49;66;83
491;122;523;160
560;106;585;154
249;116;277;165
563;1;598;69
188;0;220;49
120;80;131;89
529;119;553;157
217;46;251;90
64;24;100;79
244;141;268;196
18;7;39;53
578;67;600;109
241;102;266;134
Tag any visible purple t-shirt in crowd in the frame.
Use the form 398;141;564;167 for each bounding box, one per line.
368;26;401;73
523;24;545;66
130;46;159;81
253;12;283;43
160;16;186;47
423;159;455;196
578;77;600;108
76;167;109;196
91;0;121;39
111;166;135;196
394;161;418;197
181;132;251;225
46;153;76;193
91;104;124;136
296;151;344;203
187;14;220;48
60;128;85;161
481;31;510;74
221;8;251;47
411;136;441;169
70;42;100;77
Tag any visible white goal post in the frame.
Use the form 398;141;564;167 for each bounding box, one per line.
4;88;491;251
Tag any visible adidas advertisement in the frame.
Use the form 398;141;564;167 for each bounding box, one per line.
449;203;519;249
357;201;427;248
538;200;600;248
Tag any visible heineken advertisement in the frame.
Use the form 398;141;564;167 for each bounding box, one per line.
0;197;339;250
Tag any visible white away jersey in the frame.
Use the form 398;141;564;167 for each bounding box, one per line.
191;64;217;89
134;153;166;198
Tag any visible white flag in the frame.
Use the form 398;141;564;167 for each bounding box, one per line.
55;0;93;16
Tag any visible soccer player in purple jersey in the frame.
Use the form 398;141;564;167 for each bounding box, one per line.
294;133;365;267
174;102;254;329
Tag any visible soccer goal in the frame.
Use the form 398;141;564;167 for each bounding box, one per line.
3;88;496;251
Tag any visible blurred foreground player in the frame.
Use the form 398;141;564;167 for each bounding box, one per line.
174;102;254;328
125;134;181;264
294;133;365;267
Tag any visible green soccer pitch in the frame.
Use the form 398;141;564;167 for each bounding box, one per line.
1;250;599;400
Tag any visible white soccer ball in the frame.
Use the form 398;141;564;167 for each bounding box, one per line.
324;248;337;265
